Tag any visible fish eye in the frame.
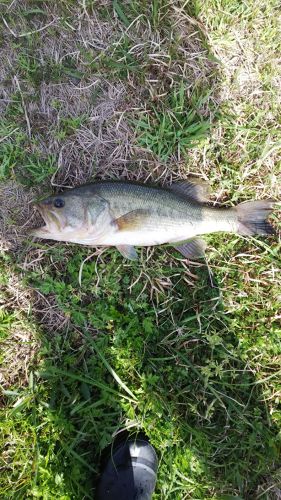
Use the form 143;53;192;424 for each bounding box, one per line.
53;198;65;208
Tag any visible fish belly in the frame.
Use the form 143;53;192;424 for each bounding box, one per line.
98;210;237;246
195;217;238;236
99;221;197;246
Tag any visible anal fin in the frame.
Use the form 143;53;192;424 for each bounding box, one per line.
174;238;206;260
117;245;138;260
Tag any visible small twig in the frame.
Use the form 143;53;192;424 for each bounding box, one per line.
7;0;18;11
78;252;96;286
13;76;31;139
74;80;100;91
81;0;89;18
2;16;58;38
0;127;19;143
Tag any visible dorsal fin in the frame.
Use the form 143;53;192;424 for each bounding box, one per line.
170;177;209;202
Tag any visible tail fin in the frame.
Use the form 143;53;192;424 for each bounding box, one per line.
237;200;275;236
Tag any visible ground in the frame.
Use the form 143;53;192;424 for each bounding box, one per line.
0;1;281;499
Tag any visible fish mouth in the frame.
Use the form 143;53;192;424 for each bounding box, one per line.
29;203;66;236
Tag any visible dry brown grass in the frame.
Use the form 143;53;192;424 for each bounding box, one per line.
0;0;220;253
0;251;72;390
0;270;36;392
0;181;40;251
1;0;217;179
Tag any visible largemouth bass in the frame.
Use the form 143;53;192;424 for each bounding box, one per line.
31;179;275;260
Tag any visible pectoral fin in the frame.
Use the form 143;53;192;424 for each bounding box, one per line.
114;209;151;231
174;238;206;260
116;244;138;260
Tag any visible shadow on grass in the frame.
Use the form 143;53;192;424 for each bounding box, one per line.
2;245;278;499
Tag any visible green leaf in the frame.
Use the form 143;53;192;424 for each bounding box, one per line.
113;0;130;27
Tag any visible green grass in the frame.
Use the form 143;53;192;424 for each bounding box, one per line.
0;121;56;186
136;84;211;161
1;242;280;498
1;0;281;499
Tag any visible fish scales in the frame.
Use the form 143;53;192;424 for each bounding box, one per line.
30;179;276;260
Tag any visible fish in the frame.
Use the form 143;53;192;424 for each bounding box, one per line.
30;179;276;260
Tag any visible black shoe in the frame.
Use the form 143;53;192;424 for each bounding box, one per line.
96;432;158;500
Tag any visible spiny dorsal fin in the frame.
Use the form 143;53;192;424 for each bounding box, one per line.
170;177;210;202
174;238;206;259
114;209;151;231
